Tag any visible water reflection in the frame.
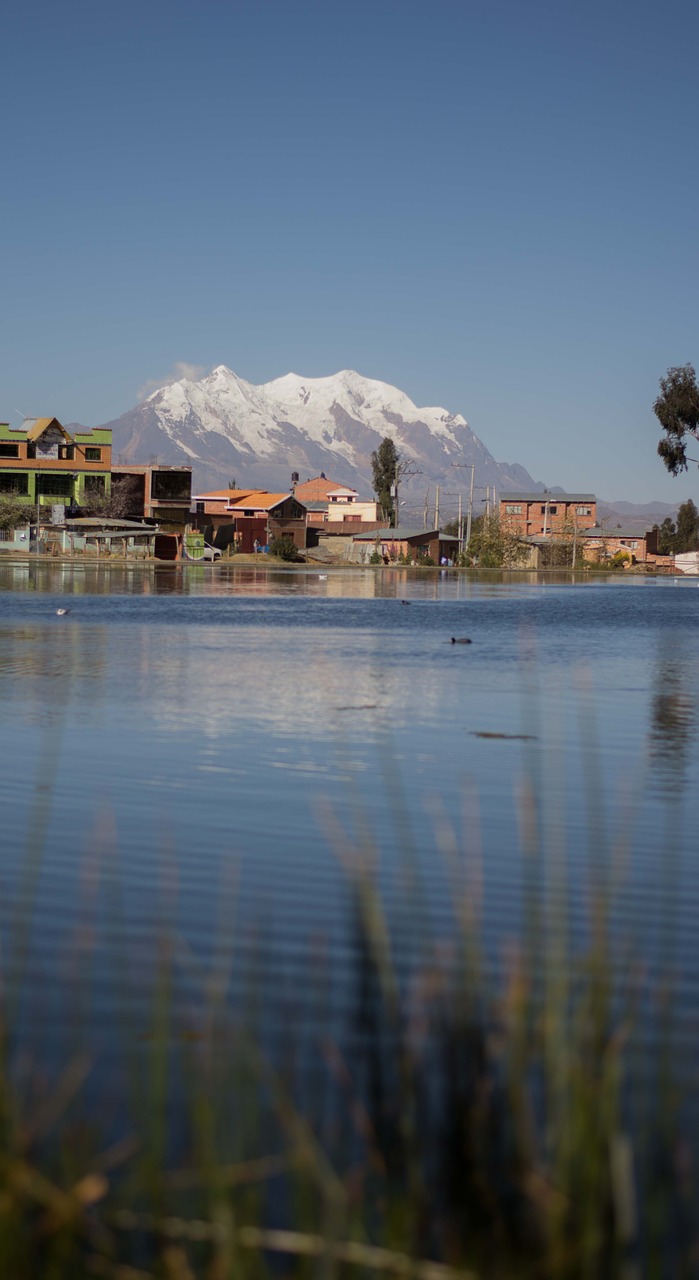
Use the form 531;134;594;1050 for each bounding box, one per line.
0;574;698;1069
0;617;443;739
0;623;110;728
0;560;618;601
648;637;697;796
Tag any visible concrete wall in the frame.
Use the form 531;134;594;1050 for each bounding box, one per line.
0;525;31;549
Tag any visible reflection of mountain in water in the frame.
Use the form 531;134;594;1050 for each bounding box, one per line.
149;624;444;741
0;612;444;743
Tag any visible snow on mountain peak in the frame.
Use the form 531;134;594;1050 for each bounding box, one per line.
108;363;541;498
142;364;476;460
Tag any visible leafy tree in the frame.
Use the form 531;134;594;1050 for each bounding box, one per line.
371;437;399;527
269;535;301;561
655;517;676;555
654;364;699;475
675;498;699;552
539;515;586;568
465;514;529;568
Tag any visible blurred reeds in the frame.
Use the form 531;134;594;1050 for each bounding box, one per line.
0;714;695;1277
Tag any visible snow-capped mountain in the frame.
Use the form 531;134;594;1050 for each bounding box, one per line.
102;365;542;497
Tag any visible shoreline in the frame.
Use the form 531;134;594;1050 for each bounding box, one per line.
0;549;676;576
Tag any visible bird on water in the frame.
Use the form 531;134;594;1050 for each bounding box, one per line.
451;637;471;644
56;608;71;616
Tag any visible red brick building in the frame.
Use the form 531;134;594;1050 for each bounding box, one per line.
581;525;659;564
500;492;597;537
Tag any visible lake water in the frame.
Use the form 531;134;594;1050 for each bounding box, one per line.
1;561;698;1072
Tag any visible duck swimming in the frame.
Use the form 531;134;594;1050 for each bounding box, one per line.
451;636;471;644
56;608;71;616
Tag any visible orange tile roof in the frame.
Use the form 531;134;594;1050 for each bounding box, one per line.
294;476;343;502
193;489;258;501
229;492;294;511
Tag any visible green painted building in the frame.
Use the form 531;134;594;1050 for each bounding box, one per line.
0;417;112;511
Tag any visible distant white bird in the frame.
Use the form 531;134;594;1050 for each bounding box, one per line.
319;574;327;580
55;607;71;616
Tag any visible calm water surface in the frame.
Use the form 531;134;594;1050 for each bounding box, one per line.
0;562;697;1062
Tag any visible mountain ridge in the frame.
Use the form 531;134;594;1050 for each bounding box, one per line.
92;366;681;527
100;365;544;498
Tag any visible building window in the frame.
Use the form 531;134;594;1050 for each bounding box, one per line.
58;445;74;460
0;529;12;541
84;447;102;461
343;514;362;522
151;471;191;501
85;475;105;496
576;506;592;516
196;501;205;514
548;506;557;515
0;443;19;458
505;504;522;514
37;474;73;497
0;472;29;495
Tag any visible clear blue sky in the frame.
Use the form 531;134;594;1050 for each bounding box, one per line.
2;0;698;502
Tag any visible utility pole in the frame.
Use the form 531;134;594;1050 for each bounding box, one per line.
390;458;422;528
457;492;463;556
423;488;430;530
450;462;476;553
466;465;475;550
434;484;440;530
543;489;550;538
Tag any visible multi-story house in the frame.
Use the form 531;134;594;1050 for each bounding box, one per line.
294;475;380;530
110;464;192;527
499;492;597;536
0;417;111;512
192;489;308;552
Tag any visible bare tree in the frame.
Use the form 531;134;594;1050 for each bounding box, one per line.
80;476;144;520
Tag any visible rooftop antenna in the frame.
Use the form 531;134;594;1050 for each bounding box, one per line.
13;409;29;421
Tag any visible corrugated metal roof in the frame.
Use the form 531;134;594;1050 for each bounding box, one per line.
65;518;155;530
583;525;647;539
500;492;597;503
353;526;440;541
